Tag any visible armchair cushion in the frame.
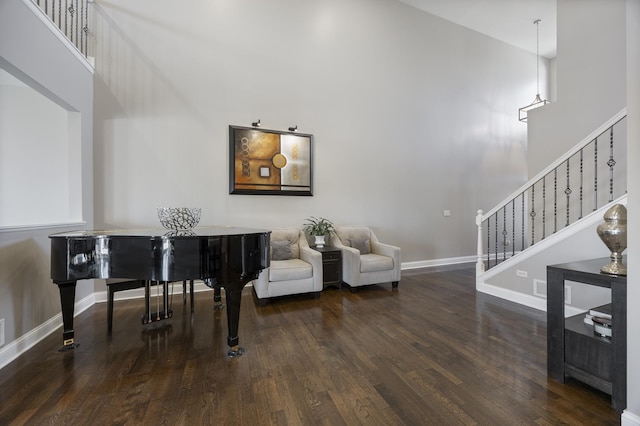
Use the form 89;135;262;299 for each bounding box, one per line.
348;238;371;254
269;258;313;281
271;240;293;260
339;228;372;254
270;228;300;259
360;254;393;273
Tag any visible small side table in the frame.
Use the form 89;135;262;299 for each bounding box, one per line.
547;257;627;411
314;246;342;289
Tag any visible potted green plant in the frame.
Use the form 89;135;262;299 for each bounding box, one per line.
303;216;335;248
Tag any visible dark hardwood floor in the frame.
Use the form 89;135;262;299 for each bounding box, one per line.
0;265;620;425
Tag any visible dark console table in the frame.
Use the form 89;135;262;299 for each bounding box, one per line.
314;246;342;289
547;258;627;411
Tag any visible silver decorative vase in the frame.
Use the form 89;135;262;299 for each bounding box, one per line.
596;204;627;275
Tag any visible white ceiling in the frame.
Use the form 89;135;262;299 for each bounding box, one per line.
396;0;557;58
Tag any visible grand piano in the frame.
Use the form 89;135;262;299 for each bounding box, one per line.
50;226;270;357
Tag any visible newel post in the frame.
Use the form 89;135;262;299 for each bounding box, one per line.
476;210;485;275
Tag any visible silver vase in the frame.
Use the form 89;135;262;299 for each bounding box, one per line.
596;204;627;275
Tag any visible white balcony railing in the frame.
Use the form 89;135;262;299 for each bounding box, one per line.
29;0;92;61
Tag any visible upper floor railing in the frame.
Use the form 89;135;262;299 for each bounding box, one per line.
31;0;92;59
476;109;627;274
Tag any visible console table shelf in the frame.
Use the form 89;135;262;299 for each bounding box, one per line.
547;258;627;411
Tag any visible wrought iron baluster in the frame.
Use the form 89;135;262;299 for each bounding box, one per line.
486;217;490;268
68;0;74;44
542;177;546;239
83;0;89;56
565;159;571;226
553;168;557;233
58;0;61;30
530;185;536;245
494;213;498;266
579;148;584;219
502;206;507;261
76;0;80;49
608;125;616;202
594;139;598;211
511;199;515;256
521;193;525;251
80;0;84;55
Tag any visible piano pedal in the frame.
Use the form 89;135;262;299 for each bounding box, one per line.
141;309;173;324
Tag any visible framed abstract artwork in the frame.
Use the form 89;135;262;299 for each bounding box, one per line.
229;125;313;196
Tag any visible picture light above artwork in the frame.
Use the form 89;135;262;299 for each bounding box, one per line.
229;125;313;196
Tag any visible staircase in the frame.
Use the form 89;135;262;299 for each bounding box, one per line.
475;109;627;307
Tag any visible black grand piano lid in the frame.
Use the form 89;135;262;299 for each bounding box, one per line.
49;226;271;239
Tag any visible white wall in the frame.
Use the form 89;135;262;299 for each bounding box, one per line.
528;0;627;177
623;0;639;423
92;0;535;269
483;1;628;300
0;70;82;226
0;0;94;348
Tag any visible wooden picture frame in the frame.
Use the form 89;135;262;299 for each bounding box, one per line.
229;125;313;196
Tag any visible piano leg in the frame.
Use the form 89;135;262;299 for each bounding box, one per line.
204;278;224;310
213;283;224;310
56;280;80;351
224;286;245;358
143;280;151;324
189;280;195;313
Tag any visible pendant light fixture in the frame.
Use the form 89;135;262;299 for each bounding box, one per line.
519;19;549;122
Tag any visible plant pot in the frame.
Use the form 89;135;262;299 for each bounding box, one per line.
314;235;325;248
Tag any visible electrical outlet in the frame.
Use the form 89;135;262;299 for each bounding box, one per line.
443;210;451;217
516;270;528;278
0;318;4;346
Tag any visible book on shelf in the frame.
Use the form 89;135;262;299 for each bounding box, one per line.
583;303;612;326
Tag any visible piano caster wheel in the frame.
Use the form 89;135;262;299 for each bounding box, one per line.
213;301;224;311
227;346;246;358
58;343;80;352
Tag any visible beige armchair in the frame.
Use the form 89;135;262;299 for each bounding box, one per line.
332;226;401;290
252;228;323;305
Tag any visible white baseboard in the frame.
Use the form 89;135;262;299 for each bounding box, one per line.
477;281;547;311
476;281;586;316
623;410;640;426
402;255;476;270
0;293;95;370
